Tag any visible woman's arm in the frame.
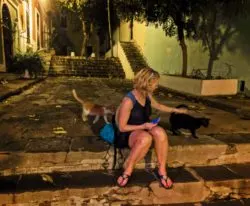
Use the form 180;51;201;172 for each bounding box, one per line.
118;97;145;132
149;95;186;113
118;97;156;132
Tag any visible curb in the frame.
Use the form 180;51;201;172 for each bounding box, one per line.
0;165;250;205
0;78;46;102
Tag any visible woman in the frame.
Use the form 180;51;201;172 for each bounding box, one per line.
115;68;187;189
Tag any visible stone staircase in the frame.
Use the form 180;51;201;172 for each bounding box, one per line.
49;56;125;78
120;41;148;73
0;163;250;205
1;77;250;205
0;133;250;205
37;49;55;74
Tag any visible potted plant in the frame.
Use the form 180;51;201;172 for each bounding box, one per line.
10;52;45;79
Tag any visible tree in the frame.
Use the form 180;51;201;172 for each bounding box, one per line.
114;0;144;41
113;0;144;22
146;0;201;77
114;0;200;77
193;0;248;79
107;0;113;57
57;0;108;57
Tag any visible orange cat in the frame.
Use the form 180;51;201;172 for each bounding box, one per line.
72;89;115;124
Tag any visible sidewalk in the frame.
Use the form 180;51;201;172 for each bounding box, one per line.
0;76;250;175
159;86;250;119
0;73;45;102
1;72;250;114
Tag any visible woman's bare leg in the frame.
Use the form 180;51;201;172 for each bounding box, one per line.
149;126;173;187
117;130;152;186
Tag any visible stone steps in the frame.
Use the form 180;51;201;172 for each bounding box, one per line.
49;70;123;78
1;134;250;176
49;56;125;78
120;42;148;73
0;163;249;205
0;77;250;205
38;50;55;72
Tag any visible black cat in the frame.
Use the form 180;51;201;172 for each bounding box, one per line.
169;104;210;139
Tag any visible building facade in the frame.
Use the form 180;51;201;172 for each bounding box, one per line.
52;9;106;58
0;0;54;72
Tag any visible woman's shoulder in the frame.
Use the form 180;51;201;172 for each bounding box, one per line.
125;91;136;105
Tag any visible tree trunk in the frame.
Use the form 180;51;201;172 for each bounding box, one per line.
107;0;113;57
94;31;100;59
176;17;188;77
179;38;188;77
207;57;214;79
130;17;133;40
80;21;87;57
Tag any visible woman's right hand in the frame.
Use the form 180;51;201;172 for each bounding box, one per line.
177;108;188;114
143;122;157;130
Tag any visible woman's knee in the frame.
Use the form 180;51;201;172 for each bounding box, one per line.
150;126;168;142
136;131;152;147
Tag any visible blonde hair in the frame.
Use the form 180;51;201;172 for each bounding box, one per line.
133;68;160;96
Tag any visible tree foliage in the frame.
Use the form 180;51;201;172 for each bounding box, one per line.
193;0;249;78
56;0;249;77
113;0;144;22
114;0;201;76
56;0;109;56
144;0;201;76
114;0;249;79
58;0;111;32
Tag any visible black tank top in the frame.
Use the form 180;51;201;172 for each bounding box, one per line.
113;91;152;148
126;91;152;125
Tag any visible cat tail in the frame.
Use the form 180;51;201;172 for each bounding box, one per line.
72;89;84;104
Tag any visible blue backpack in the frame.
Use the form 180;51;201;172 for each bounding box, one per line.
99;117;118;169
99;92;137;169
99;92;136;145
99;123;115;144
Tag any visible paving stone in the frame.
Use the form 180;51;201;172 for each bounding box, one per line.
192;165;250;200
211;134;250;144
192;165;241;181
71;136;108;153
202;199;244;206
25;137;70;152
225;164;250;179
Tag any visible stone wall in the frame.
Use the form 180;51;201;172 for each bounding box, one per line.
49;56;125;78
